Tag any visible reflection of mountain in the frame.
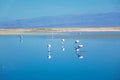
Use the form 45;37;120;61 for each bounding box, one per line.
0;12;120;28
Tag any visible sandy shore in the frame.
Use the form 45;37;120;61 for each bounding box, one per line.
0;27;120;35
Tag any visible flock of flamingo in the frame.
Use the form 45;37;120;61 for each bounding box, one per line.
20;35;84;60
47;39;84;60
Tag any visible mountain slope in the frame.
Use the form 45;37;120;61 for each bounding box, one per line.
0;12;120;28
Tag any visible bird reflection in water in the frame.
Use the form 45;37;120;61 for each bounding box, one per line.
47;44;52;59
61;39;65;51
20;35;23;43
74;40;84;59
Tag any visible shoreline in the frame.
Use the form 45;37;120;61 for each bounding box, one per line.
0;27;120;35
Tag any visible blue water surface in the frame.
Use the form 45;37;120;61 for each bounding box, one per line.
0;32;120;80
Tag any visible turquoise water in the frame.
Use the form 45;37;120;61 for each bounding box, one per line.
0;32;120;80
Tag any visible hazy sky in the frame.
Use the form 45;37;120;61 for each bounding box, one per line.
0;0;120;19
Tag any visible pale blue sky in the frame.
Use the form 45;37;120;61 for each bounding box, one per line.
0;0;120;19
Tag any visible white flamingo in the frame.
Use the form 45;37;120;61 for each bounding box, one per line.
75;40;79;43
78;54;84;59
78;45;83;48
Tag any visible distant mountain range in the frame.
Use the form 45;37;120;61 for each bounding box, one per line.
0;12;120;28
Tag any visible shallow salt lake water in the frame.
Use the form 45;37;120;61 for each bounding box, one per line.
0;32;120;80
